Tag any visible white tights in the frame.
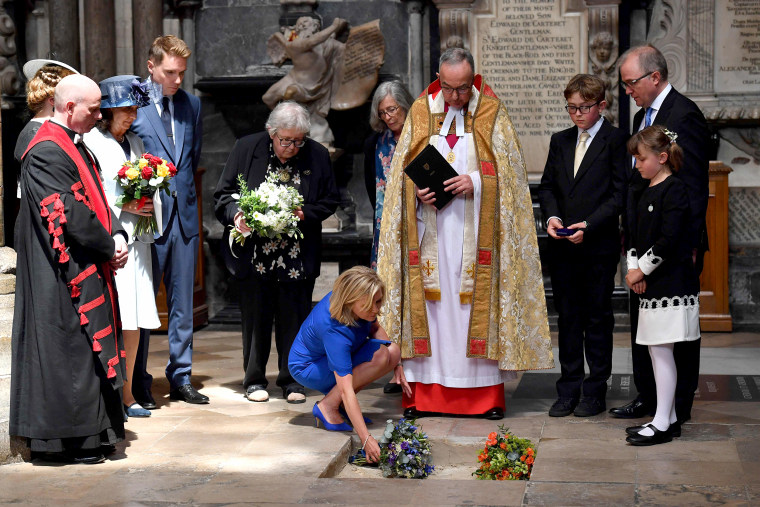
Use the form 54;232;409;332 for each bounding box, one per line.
638;343;678;436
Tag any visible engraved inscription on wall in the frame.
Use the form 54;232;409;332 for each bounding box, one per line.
715;0;760;92
476;0;582;176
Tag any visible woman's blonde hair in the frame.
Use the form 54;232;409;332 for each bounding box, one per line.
26;65;75;114
330;266;385;326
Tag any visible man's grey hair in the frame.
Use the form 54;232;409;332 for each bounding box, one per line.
369;80;414;133
439;47;474;74
265;101;311;136
619;44;669;81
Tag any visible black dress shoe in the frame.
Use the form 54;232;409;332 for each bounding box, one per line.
383;382;403;394
625;424;673;446
403;407;418;418
574;398;606;417
608;399;653;419
484;408;504;420
134;392;157;410
549;398;578;417
170;384;209;404
100;444;117;456
36;450;106;465
626;421;681;438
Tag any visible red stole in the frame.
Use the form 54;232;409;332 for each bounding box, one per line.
24;121;120;340
25;121;112;234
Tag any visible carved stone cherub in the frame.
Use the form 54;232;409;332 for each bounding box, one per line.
264;16;349;144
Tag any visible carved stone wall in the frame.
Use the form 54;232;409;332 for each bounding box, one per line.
0;7;19;103
588;3;620;125
647;0;688;91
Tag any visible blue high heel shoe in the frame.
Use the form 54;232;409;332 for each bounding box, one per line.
339;406;372;425
313;402;352;431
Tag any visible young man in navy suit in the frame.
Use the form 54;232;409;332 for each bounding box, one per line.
131;35;208;405
538;74;628;417
609;44;710;423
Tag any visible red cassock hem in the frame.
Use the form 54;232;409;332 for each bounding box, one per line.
402;382;505;415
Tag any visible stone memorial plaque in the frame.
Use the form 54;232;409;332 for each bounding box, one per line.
333;20;385;111
475;0;583;176
728;187;760;246
715;0;760;92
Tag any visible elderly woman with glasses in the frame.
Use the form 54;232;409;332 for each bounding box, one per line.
214;101;340;404
363;81;414;270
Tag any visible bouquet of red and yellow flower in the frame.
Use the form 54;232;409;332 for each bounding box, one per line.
115;153;177;238
473;425;536;480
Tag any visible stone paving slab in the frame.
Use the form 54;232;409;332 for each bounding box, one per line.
1;325;759;506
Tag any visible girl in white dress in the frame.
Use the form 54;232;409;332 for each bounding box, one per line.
85;75;161;418
624;126;700;445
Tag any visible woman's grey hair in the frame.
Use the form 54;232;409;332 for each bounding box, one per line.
369;80;414;133
619;44;669;81
265;101;311;136
439;47;474;74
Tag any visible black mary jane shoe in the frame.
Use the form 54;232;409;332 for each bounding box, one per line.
626;421;681;438
625;424;674;446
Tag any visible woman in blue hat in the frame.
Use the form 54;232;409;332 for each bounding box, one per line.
85;76;160;418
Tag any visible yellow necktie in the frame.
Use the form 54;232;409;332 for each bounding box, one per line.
574;131;590;176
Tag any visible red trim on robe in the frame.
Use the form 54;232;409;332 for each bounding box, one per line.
402;383;505;414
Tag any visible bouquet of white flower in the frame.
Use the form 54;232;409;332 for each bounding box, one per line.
231;173;304;245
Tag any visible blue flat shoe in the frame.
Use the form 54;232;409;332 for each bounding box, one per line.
313;402;352;431
124;403;151;418
339;406;372;425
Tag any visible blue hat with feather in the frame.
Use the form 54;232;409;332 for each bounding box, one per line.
98;75;152;109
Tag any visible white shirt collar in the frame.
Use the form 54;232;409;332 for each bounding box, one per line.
578;115;605;142
648;83;672;114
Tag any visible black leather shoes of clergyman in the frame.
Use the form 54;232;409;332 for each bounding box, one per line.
170;384;209;404
383;382;403;394
34;450;106;465
484;408;504;420
608;399;654;419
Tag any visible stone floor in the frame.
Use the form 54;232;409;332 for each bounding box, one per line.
1;326;759;506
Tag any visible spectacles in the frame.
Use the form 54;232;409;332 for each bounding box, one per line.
620;71;654;89
378;105;400;118
275;133;306;148
565;102;600;114
440;83;471;95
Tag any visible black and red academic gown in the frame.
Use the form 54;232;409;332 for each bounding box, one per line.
10;120;127;452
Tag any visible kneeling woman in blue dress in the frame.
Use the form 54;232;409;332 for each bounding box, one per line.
289;266;410;462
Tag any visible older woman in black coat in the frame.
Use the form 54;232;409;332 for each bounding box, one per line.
214;101;340;404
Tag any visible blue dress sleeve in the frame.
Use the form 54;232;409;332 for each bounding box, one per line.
323;325;358;377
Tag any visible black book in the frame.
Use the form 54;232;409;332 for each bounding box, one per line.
403;144;459;210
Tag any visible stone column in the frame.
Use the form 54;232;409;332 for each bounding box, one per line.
167;1;201;94
48;0;79;69
132;0;163;77
25;1;51;61
432;0;474;52
83;0;116;82
405;1;424;95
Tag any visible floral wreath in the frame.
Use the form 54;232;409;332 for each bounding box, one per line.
663;128;678;144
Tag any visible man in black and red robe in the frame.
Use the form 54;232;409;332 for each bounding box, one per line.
10;74;129;464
